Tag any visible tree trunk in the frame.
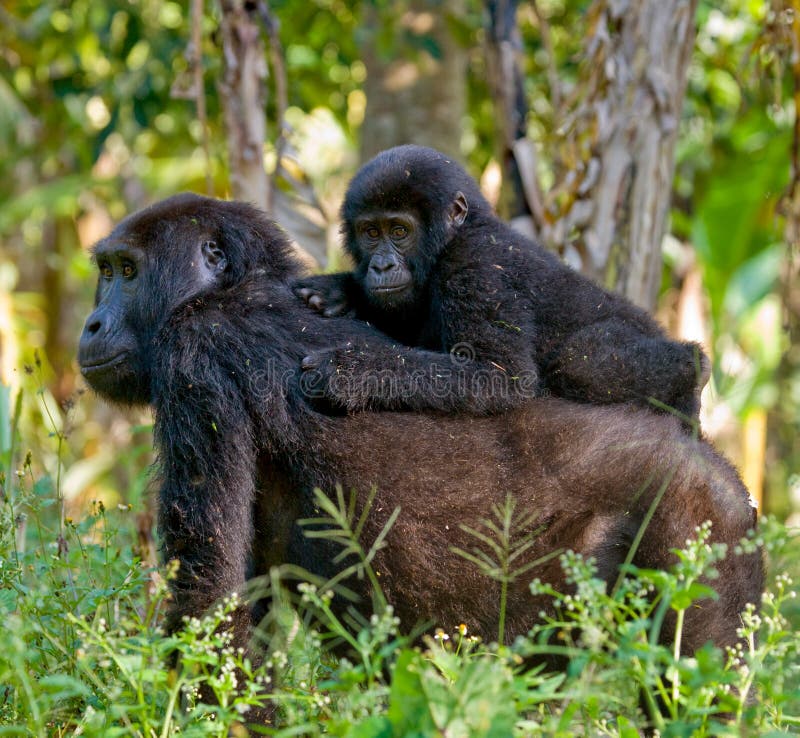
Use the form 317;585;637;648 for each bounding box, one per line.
43;217;80;405
580;0;697;309
769;1;800;512
216;0;324;266
218;0;270;209
484;0;532;221
510;0;698;312
360;0;467;162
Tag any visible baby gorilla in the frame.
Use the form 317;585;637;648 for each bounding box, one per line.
296;145;709;425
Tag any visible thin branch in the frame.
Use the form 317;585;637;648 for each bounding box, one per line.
777;0;800;352
191;0;213;194
530;0;562;113
217;0;270;209
256;0;289;211
485;0;544;222
512;137;546;227
779;0;800;245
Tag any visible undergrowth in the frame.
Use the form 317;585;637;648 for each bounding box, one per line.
0;383;798;736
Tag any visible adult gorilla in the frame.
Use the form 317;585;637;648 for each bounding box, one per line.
78;193;760;725
296;145;709;426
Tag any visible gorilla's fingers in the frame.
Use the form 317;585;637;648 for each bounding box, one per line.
323;303;351;318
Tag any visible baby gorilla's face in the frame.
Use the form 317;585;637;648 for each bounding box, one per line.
354;210;419;309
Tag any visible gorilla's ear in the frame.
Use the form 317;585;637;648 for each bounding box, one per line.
447;191;469;234
201;240;228;277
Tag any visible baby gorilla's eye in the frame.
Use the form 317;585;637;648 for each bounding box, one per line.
121;262;136;279
99;262;113;279
391;225;408;239
365;226;380;239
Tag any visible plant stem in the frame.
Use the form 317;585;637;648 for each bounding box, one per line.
612;465;677;596
498;577;508;646
672;608;685;705
161;676;184;738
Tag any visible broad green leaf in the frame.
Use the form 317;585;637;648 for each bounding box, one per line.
345;716;394;738
386;650;436;735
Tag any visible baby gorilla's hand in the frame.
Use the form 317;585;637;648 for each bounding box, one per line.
293;275;354;317
300;344;378;412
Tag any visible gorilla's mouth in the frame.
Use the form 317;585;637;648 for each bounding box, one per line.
372;282;411;294
79;352;130;374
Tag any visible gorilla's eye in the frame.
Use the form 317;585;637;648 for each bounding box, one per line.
391;225;408;239
365;226;380;239
121;262;136;279
99;262;113;279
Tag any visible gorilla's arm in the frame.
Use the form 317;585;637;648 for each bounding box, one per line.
153;326;257;647
301;281;543;414
302;340;539;414
293;272;360;318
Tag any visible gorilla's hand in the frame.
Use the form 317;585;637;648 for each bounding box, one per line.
300;343;381;412
293;274;355;318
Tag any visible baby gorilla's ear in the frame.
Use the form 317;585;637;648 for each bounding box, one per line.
201;240;227;276
447;191;469;234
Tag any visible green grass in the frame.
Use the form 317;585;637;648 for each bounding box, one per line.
1;384;798;736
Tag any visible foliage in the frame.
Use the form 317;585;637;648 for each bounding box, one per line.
680;0;790;351
0;4;796;736
0;0;797;516
1;385;799;735
675;0;796;509
0;2;797;728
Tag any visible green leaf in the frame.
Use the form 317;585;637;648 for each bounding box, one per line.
723;243;783;320
691;118;790;322
386;651;436;735
671;582;717;611
38;673;91;699
0;175;88;233
0;589;17;612
345;716;394;738
616;715;641;738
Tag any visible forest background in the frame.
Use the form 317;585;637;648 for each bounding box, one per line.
1;0;798;519
0;0;799;734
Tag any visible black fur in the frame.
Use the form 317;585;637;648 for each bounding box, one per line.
295;145;709;425
79;193;760;725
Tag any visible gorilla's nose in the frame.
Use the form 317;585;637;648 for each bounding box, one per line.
371;255;397;273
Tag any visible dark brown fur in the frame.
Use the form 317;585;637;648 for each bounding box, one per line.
78;194;762;725
303;403;759;652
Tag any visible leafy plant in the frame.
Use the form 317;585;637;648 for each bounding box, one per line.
1;385;798;735
450;495;561;646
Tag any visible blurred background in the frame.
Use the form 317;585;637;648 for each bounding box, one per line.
0;0;797;525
